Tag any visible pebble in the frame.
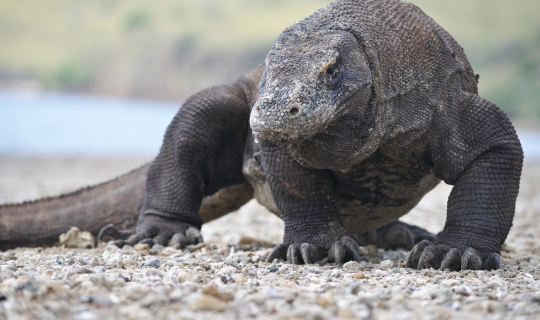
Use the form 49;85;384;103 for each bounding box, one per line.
201;283;234;302
143;258;161;269
59;227;95;249
177;271;194;283
134;243;150;252
352;272;366;279
188;294;228;312
379;260;395;269
343;261;363;272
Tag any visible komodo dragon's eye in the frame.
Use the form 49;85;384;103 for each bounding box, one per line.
326;64;337;77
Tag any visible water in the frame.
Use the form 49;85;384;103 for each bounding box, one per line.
0;90;179;157
0;90;539;160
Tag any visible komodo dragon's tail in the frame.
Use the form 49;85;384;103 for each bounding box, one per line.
0;163;150;250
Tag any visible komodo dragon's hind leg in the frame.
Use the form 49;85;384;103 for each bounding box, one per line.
351;221;436;250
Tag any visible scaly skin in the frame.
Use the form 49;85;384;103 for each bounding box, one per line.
0;0;522;271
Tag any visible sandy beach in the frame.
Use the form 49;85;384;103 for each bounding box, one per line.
0;156;538;319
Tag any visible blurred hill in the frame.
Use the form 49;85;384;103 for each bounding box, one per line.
0;0;538;120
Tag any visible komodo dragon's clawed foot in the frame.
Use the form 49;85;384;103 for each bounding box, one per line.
267;236;364;265
405;240;501;271
352;221;436;250
98;215;203;250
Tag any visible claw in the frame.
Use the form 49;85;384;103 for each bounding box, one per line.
98;224;136;242
439;248;462;271
328;237;364;264
418;244;448;269
300;243;326;264
287;244;303;264
169;233;187;249
461;247;483;270
122;232;150;247
405;239;432;269
329;241;347;264
341;236;363;262
153;232;174;246
186;227;203;245
483;253;501;270
138;238;155;247
267;244;288;263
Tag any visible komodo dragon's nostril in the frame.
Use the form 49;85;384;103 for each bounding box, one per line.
289;106;300;116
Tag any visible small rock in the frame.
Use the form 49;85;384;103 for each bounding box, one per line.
81;294;113;307
330;269;342;278
380;260;394;269
106;256;124;269
316;293;334;307
432;288;452;302
440;279;461;287
138;292;168;307
234;277;247;284
308;268;323;274
410;288;432;300
46;300;70;315
143;258;161;269
453;285;473;296
262;287;284;299
18;281;37;292
6;261;17;271
217;265;237;276
343;261;363;272
189;294;228;312
134;243;150;252
186;243;206;252
149;244;165;255
71;267;94;275
338;309;356;318
201;283;234;302
481;300;506;313
346;281;362;295
169;288;185;300
451;301;462;310
353;272;366;279
59;227;95;249
280;280;297;287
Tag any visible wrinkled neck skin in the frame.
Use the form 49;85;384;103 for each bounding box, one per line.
288;93;377;170
250;29;382;171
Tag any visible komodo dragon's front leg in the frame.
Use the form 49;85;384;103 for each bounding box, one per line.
406;92;523;271
260;142;364;264
100;66;264;248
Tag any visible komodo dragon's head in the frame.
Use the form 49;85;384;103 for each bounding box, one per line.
250;0;475;170
250;29;373;144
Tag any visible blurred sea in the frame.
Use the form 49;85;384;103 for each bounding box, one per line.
0;90;539;160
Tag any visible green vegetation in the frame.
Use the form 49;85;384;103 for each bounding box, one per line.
0;0;538;120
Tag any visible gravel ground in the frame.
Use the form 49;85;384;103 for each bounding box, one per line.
0;157;539;320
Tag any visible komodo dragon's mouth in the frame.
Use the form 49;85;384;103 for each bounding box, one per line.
251;129;307;144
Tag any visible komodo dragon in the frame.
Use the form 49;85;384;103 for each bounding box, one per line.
0;0;523;271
